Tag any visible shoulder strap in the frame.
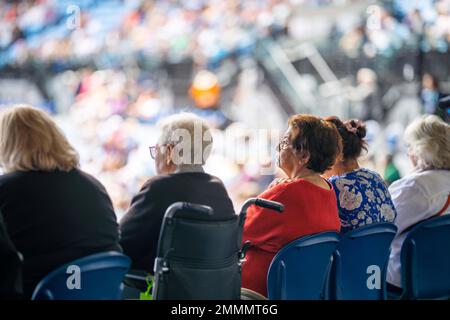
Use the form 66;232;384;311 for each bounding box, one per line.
400;194;450;236
435;194;450;216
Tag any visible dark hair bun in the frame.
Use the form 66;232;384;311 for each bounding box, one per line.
324;117;368;160
357;125;366;139
348;120;367;139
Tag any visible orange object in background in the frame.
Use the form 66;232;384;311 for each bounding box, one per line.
189;70;221;109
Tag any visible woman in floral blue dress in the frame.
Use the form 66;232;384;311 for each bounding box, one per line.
323;117;397;233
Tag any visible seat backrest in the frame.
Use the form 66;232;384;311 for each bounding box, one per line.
401;214;450;299
153;202;240;300
31;251;131;300
267;232;340;300
331;223;397;300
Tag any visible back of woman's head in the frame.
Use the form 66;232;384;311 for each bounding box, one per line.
0;105;79;173
324;116;367;161
288;114;341;173
158;112;213;166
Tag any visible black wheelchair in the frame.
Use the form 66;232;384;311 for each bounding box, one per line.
123;198;283;300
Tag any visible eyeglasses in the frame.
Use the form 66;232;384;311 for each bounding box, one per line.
149;144;171;160
277;136;291;152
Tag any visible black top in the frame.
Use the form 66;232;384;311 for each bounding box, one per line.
0;169;121;298
0;213;22;299
119;172;235;271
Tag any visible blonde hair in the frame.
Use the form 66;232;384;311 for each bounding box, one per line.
0;105;79;173
404;114;450;170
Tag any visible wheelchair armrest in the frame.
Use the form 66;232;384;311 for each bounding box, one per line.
123;270;152;292
239;240;252;261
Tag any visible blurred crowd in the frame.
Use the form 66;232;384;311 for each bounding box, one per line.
0;0;294;69
329;0;450;59
2;0;450;68
51;66;281;217
1;0;449;216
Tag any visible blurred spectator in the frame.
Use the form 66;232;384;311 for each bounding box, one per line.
347;68;384;121
383;153;401;186
358;68;383;121
189;70;221;109
420;73;443;114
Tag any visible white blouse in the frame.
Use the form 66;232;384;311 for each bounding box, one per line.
387;169;450;288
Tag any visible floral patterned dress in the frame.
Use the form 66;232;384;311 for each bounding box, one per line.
328;168;397;233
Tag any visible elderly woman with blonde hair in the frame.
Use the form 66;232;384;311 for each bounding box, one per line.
0;105;121;298
387;115;450;291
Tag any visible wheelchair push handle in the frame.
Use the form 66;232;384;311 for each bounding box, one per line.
239;198;284;216
238;198;284;250
164;202;214;219
255;198;284;212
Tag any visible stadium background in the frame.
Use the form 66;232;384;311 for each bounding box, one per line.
1;0;449;217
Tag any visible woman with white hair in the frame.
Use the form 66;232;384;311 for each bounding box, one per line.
387;115;450;291
119;113;235;271
0;105;121;298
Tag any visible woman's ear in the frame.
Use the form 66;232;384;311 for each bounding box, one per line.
166;144;174;166
298;151;310;167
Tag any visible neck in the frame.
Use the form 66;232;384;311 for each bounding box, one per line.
174;164;205;174
289;166;319;180
333;159;360;176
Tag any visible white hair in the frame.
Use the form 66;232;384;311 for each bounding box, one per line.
404;114;450;170
157;112;213;165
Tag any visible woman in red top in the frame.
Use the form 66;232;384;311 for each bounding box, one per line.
242;114;342;297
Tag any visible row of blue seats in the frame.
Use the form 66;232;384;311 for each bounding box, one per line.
30;213;450;300
269;214;450;300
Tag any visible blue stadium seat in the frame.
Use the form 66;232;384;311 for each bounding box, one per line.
267;232;340;300
330;223;397;300
31;251;130;300
399;215;450;300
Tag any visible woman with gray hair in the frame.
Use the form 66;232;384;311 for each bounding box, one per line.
119;113;235;271
387;114;450;291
